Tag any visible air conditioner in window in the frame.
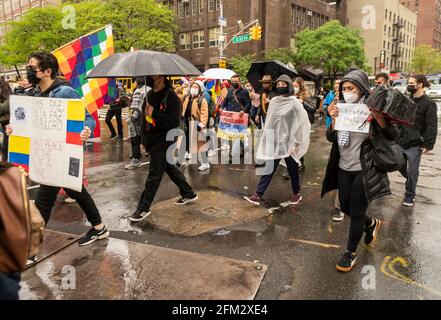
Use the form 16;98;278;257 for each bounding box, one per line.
307;11;313;16
182;0;189;3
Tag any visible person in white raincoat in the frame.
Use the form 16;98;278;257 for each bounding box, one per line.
245;75;311;206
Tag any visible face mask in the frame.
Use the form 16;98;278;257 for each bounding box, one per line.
145;77;155;88
26;68;41;86
343;92;360;103
407;85;418;94
276;87;290;95
294;87;300;95
232;83;240;89
190;88;199;97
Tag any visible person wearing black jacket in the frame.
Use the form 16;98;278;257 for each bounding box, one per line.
0;78;12;161
322;69;398;273
398;75;438;207
129;75;197;222
221;75;252;160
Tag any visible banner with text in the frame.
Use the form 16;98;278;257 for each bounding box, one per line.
217;111;249;141
334;103;371;134
8;95;85;192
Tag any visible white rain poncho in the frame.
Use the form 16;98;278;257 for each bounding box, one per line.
256;95;311;164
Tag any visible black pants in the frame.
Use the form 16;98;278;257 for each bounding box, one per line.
185;117;191;153
131;135;142;159
338;169;372;253
137;150;195;212
0;273;20;300
36;185;102;226
256;157;300;197
1;125;8;162
105;108;123;137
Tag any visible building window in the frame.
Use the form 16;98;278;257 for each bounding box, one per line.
199;0;204;13
193;29;205;49
184;1;190;16
191;0;198;16
4;0;12;15
21;0;30;6
209;27;219;47
179;32;191;50
178;0;184;18
208;0;214;12
215;0;220;10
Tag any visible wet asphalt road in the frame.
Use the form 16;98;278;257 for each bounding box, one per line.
35;115;441;300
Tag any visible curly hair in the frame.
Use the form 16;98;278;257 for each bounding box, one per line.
293;77;309;101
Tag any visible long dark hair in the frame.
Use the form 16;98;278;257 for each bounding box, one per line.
0;80;12;102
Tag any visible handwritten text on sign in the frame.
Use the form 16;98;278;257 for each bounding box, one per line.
217;111;249;141
8;95;85;192
334;103;371;134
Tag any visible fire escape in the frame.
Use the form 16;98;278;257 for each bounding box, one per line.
392;19;404;72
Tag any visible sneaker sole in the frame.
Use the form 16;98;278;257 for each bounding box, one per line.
332;216;345;222
175;195;199;206
336;257;357;273
288;196;303;205
128;211;152;222
366;219;381;246
244;196;261;206
403;202;414;207
79;231;110;246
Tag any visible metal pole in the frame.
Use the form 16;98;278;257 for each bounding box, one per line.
219;0;224;60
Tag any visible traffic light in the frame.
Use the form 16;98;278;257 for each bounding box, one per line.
249;26;262;40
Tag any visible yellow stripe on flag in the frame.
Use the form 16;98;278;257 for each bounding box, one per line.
9;136;30;154
67;100;85;121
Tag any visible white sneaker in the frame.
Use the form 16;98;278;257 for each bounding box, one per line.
185;152;192;160
207;150;216;157
198;163;210;171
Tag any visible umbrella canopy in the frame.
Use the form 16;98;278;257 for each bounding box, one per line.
246;60;298;92
200;68;236;80
87;50;201;79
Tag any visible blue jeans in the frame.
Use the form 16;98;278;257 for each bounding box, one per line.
0;273;21;300
256;157;300;197
399;146;423;201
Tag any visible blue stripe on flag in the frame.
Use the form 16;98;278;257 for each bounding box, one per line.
8;152;29;165
67;120;84;133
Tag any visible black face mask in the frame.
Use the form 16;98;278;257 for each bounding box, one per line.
232;83;240;89
407;85;418;94
276;87;290;95
145;77;155;88
26;68;41;86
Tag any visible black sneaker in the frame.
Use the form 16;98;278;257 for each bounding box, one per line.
129;210;151;222
175;194;198;205
365;218;381;246
336;252;357;272
79;226;110;246
403;198;414;207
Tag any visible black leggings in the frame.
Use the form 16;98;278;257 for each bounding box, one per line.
338;169;373;253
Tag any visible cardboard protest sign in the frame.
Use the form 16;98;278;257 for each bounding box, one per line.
217;111;249;141
8;95;85;192
334;103;371;134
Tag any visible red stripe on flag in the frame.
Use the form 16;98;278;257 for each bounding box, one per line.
66;132;83;145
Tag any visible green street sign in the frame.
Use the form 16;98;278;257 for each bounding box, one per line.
233;34;251;44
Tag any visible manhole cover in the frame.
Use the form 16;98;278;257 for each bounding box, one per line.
147;188;270;236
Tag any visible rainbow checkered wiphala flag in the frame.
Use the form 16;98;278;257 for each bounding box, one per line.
52;25;116;138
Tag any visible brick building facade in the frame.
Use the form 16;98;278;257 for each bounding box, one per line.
162;0;340;70
401;0;441;49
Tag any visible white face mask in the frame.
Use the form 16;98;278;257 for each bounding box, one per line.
190;88;199;97
343;92;360;103
294;87;300;95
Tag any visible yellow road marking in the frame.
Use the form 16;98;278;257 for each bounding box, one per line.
289;238;340;249
381;256;441;298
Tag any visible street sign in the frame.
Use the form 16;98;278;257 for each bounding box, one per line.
218;17;227;27
233;34;251;44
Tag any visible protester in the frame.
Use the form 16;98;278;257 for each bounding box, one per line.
398;74;438;207
105;91;129;140
245;75;311;206
129;75;198;222
182;81;210;171
322;68;398;272
256;75;277;128
6;52;109;246
125;78;149;170
0;77;12;161
374;72;390;87
220;75;252;160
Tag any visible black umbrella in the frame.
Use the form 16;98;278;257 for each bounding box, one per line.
246;60;298;92
87;50;201;78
